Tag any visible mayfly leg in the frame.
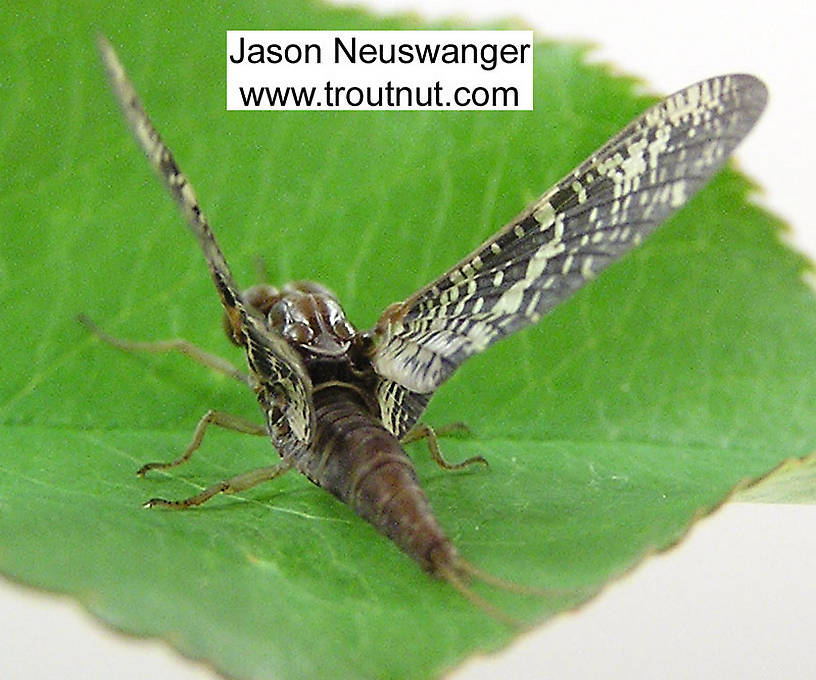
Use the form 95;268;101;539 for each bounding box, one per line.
144;461;293;510
78;315;270;487
77;314;252;387
137;409;267;476
79;313;291;508
402;422;488;470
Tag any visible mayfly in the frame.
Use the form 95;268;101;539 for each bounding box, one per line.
85;36;766;624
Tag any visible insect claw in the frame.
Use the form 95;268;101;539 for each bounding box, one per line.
143;497;184;509
136;461;172;477
76;313;103;337
461;454;489;468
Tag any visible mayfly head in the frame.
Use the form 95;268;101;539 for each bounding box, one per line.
231;280;357;358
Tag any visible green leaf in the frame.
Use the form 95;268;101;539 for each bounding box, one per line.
2;2;815;679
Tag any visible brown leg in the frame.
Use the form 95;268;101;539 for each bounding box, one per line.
137;410;267;476
136;410;284;509
144;462;292;509
403;422;488;471
77;314;251;387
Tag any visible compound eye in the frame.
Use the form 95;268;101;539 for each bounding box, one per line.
284;322;314;345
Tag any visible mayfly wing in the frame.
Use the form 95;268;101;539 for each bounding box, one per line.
97;36;314;443
371;74;767;437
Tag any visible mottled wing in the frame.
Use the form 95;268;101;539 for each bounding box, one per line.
376;379;432;440
98;35;315;445
243;317;314;445
371;74;767;436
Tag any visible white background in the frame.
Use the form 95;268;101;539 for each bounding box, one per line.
3;1;814;678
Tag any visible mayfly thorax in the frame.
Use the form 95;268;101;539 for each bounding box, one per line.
84;36;766;626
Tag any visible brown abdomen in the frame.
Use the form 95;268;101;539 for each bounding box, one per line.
303;386;458;575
